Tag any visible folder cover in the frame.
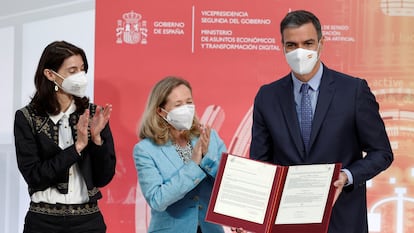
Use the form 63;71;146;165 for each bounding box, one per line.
206;153;341;233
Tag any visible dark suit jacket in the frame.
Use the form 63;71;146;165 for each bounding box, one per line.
250;64;393;233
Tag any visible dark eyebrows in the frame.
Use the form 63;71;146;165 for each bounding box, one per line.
304;38;317;43
285;38;316;46
285;41;297;46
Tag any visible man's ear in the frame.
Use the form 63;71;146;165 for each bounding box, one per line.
43;69;55;81
319;36;325;52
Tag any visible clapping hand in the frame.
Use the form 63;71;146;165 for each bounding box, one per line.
191;124;211;164
89;104;112;145
75;108;90;153
75;104;112;154
199;124;211;156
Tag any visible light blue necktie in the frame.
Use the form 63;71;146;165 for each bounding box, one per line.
300;83;312;152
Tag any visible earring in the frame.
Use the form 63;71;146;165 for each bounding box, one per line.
54;84;59;92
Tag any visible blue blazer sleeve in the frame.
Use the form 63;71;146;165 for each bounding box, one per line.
133;129;226;212
199;129;227;177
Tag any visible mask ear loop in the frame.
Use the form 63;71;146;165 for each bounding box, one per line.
315;40;321;60
50;70;64;92
160;108;170;122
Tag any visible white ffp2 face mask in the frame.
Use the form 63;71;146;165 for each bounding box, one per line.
285;46;319;75
162;104;195;130
53;71;88;97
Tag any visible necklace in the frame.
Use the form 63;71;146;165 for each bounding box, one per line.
174;141;192;163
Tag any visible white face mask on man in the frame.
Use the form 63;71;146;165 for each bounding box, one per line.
284;43;320;75
52;70;88;97
162;104;195;130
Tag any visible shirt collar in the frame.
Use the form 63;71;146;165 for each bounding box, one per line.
291;62;323;93
49;100;77;124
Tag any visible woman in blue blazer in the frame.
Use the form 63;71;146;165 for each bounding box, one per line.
133;76;226;233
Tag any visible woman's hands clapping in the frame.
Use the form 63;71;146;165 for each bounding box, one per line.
191;124;211;164
90;104;112;145
75;104;112;154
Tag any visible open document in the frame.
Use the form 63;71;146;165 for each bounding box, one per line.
206;153;341;233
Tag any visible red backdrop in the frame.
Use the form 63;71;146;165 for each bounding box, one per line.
95;1;414;232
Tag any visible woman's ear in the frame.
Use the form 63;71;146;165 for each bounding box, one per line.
43;69;55;81
157;107;166;118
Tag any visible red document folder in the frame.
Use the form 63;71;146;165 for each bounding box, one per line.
206;153;341;233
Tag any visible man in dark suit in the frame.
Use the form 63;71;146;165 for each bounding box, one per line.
249;10;393;233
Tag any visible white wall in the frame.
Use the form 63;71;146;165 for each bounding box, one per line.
0;1;95;232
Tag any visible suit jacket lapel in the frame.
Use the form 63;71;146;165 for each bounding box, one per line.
161;142;184;168
279;76;306;158
309;66;335;150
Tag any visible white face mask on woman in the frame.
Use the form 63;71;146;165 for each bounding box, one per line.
162;104;195;130
284;43;320;75
52;70;88;97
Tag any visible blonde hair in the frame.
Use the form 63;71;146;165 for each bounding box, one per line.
138;76;201;145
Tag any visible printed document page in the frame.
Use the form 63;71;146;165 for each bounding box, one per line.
213;154;277;224
275;164;335;224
